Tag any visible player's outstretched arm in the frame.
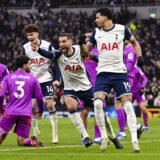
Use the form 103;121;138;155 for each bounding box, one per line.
88;53;98;63
130;36;142;57
31;43;54;59
38;48;54;59
80;44;93;57
139;69;148;89
78;35;93;57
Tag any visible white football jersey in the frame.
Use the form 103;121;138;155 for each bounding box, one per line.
55;45;91;91
88;24;133;74
23;40;54;83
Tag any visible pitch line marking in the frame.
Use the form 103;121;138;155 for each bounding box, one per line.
0;153;160;156
0;139;159;152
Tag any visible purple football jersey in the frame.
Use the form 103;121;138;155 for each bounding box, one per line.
128;66;147;94
83;47;98;88
124;45;137;73
0;70;44;117
0;64;9;83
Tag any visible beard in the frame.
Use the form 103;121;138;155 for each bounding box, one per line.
62;46;69;55
25;67;30;73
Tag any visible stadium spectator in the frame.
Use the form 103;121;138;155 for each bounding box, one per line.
0;7;159;107
154;92;160;107
0;0;158;7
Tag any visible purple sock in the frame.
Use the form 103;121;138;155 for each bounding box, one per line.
26;139;33;146
143;112;148;127
0;129;5;135
94;125;101;139
116;108;126;132
81;125;87;139
124;111;127;127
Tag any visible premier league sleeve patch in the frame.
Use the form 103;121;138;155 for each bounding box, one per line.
128;53;133;59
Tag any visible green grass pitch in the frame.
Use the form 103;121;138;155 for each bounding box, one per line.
0;117;159;160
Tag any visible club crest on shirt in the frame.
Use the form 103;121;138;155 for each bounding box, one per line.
115;34;118;40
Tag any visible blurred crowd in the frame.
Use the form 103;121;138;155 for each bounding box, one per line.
0;6;159;107
0;0;159;7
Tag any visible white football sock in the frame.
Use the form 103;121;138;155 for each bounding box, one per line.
94;99;107;139
32;114;40;136
69;111;89;139
49;112;58;141
123;101;137;143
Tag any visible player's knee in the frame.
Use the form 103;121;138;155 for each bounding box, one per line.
140;106;147;113
81;109;89;119
47;104;55;112
94;98;103;110
32;100;37;109
68;107;77;112
115;100;123;110
121;95;132;104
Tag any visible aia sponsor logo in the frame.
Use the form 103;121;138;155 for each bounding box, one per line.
64;65;82;72
31;58;45;65
101;42;119;51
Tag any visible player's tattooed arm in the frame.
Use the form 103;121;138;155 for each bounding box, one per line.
88;53;98;63
80;43;93;57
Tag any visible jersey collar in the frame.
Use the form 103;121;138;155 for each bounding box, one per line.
66;47;75;57
103;24;115;32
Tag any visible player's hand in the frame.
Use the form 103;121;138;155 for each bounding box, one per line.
139;87;144;96
88;53;94;60
35;111;43;119
53;80;60;87
53;80;60;91
137;56;144;67
31;43;39;52
78;35;86;45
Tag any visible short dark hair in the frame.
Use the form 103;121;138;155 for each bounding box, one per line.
15;55;30;68
85;29;93;34
24;24;39;33
96;8;112;20
59;33;73;40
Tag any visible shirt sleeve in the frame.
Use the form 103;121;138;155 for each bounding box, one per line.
87;29;96;46
48;44;55;52
126;61;135;73
125;26;133;40
127;73;134;88
139;69;148;88
22;47;26;55
0;78;8;109
4;67;9;77
33;78;44;113
38;48;62;59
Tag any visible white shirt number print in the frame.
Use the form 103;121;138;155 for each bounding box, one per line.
14;81;25;98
